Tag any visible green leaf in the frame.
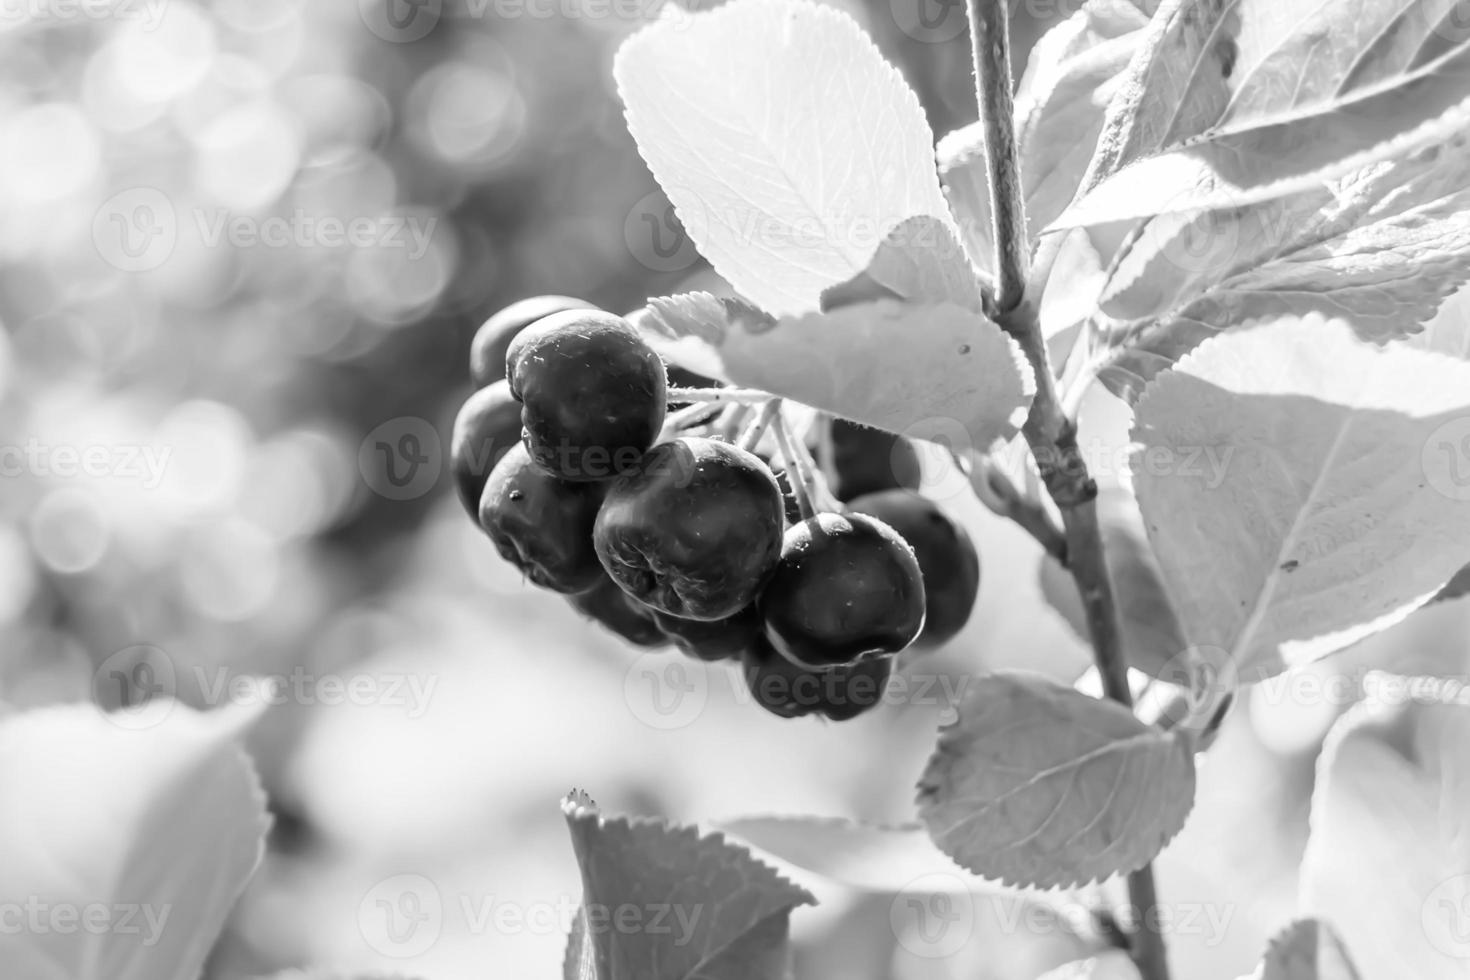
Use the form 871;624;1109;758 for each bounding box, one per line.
616;0;953;316
562;791;814;980
0;701;268;980
915;671;1196;889
1301;696;1470;979
1061;0;1470;227
1251;919;1361;980
1096;136;1470;401
1038;487;1190;680
638;292;1033;448
1131;314;1470;679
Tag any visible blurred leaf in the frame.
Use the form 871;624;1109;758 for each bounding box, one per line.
1038;952;1142;979
0;701;268;980
1132;315;1470;679
616;0;953;316
639;292;1033;447
1301;695;1470;979
1251;919;1361;980
562;791;814;980
916;672;1195;888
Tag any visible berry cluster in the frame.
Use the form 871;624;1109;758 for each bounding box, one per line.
451;296;981;720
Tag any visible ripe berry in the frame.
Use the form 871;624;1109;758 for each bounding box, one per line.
469;295;593;388
507;311;667;482
594;436;783;621
450;380;522;520
759;512;925;668
653;604;762;662
829;419;921;501
568;575;668;648
479;443;605;594
846;490;980;650
742;639;891;720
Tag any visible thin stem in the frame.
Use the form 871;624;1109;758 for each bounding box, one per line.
965;1;1168;977
776;413;841;515
715;402;752;441
971;456;1067;566
966;0;1027;312
667;386;773;405
658;402;723;442
771;408;817;522
738;399;782;454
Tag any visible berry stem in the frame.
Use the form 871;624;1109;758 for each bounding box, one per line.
659;402;724;441
716;402;753;441
965;1;1168;977
773;410;840;519
738;398;783;453
667;386;774;405
970;456;1067;565
772;409;817;522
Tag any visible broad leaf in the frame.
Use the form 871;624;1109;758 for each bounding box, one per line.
616;0;952;316
1132;315;1470;679
1252;919;1361;980
1097;137;1470;401
562;791;814;980
1039;487;1190;680
1301;697;1470;979
638;292;1033;447
0;701;268;980
820;216;984;313
1061;0;1470;227
916;671;1196;888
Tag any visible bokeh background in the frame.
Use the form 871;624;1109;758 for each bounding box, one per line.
2;1;1467;978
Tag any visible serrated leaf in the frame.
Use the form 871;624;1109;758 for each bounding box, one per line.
0;701;268;980
1301;697;1470;979
562;793;814;980
915;671;1196;889
715;816;995;893
1061;0;1470;227
1039;487;1190;679
616;0;952;316
639;292;1033;447
820;216;984;313
1251;919;1361;980
1131;315;1470;678
1097;137;1470;401
937;0;1149;264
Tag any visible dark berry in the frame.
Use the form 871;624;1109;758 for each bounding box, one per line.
567;575;669;648
758;512;925;669
450;381;523;520
479;443;605;594
741;638;891;720
653;604;762;662
594;436;783;621
507;310;667;482
829;418;921;501
470;295;593;388
846;490;979;650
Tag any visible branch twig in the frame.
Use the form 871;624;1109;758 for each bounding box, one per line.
965;2;1169;977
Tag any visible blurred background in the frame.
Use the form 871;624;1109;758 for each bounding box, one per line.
1;1;1467;978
